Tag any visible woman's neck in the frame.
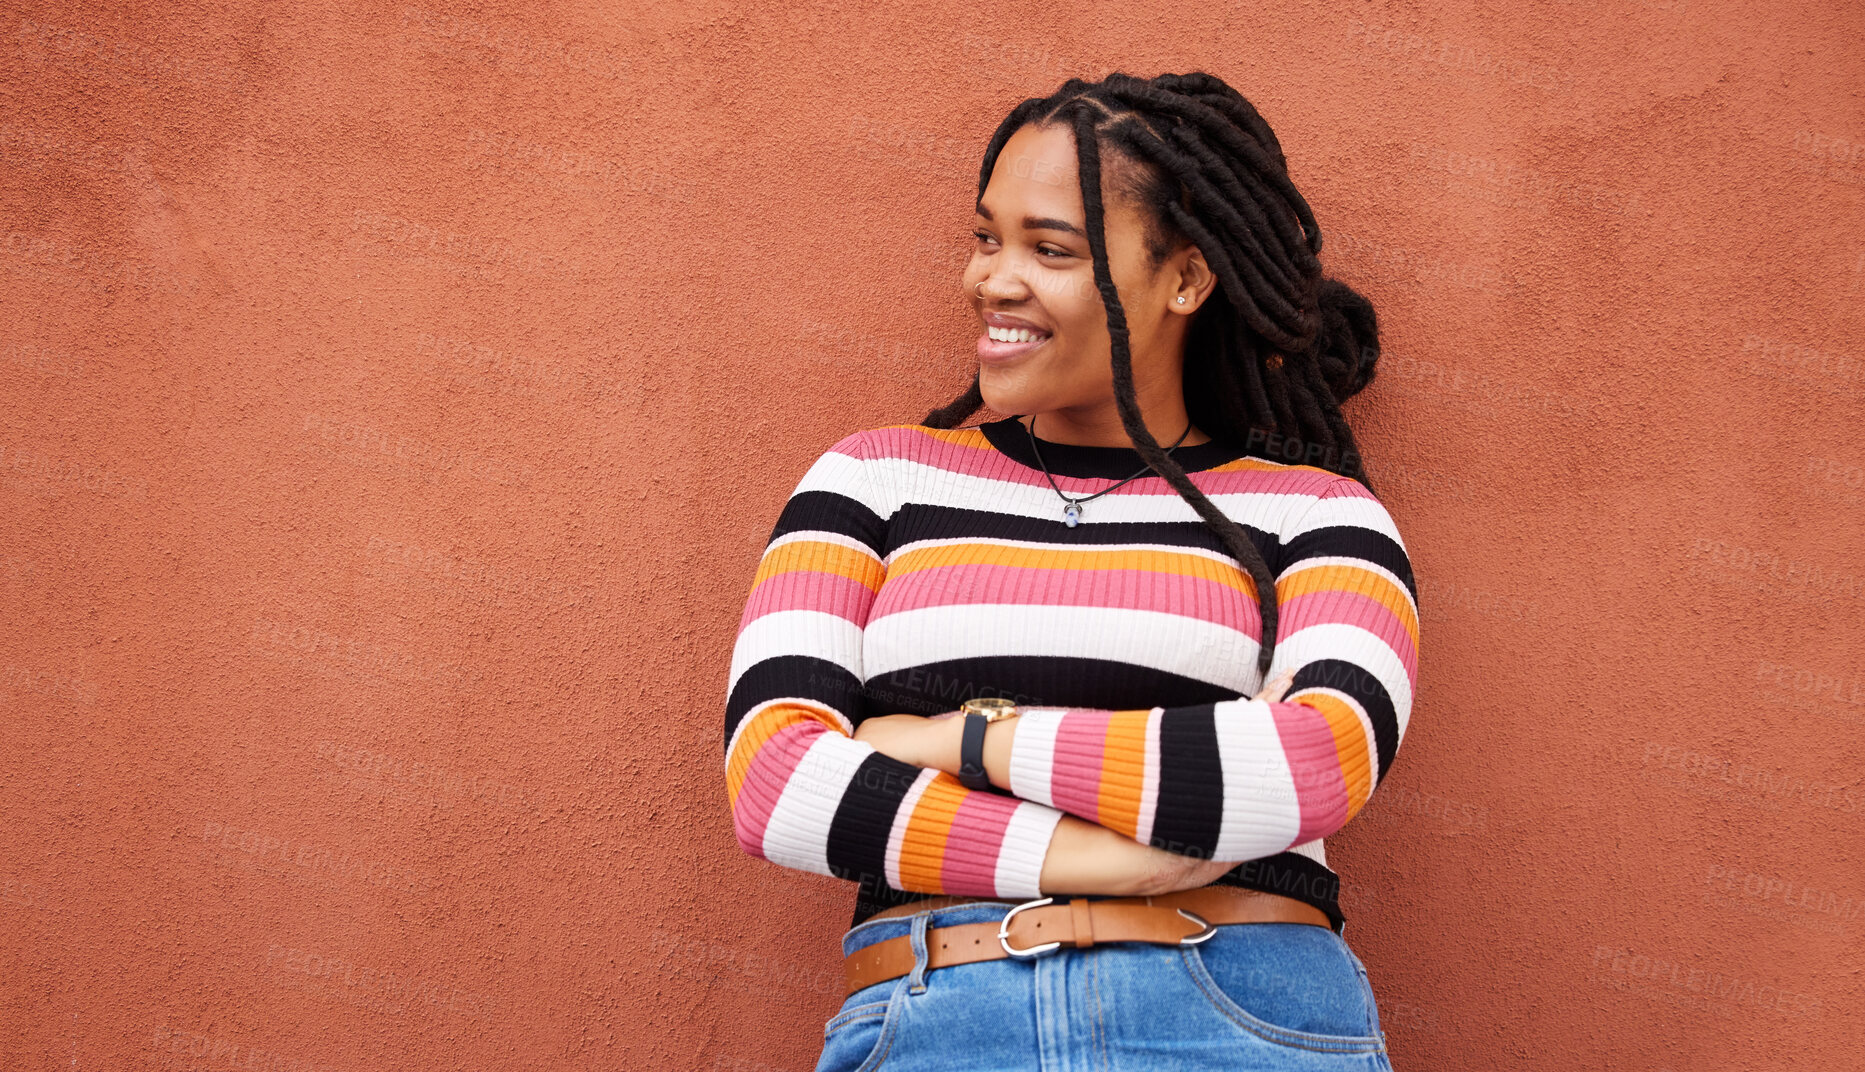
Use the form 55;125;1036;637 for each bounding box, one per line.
1019;407;1212;449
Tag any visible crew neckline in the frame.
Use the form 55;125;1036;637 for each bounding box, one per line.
976;415;1249;479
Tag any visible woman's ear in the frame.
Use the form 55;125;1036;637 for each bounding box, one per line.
1173;245;1217;313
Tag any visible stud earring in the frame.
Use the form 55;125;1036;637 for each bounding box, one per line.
1176;296;1187;304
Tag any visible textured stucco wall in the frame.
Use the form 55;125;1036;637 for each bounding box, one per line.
3;2;1861;1069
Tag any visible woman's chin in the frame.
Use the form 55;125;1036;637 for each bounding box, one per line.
978;366;1052;415
977;384;1029;417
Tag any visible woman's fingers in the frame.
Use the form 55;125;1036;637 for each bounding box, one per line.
1253;667;1297;703
1163;852;1241;893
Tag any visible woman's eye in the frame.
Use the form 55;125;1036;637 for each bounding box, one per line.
971;231;1069;259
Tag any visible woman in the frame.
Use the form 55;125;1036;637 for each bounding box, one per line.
724;71;1416;1070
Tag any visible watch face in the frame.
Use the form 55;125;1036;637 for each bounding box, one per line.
963;697;1018;720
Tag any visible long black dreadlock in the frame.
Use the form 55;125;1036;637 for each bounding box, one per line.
921;71;1382;679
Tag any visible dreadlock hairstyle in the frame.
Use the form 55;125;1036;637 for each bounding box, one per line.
921;71;1382;679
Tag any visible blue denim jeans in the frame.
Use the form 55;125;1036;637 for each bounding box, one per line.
817;900;1393;1071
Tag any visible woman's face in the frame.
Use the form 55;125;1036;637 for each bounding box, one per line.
965;121;1200;419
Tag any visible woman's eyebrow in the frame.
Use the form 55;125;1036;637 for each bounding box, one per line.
975;201;1085;237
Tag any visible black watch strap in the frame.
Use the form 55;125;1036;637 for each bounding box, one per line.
957;712;991;790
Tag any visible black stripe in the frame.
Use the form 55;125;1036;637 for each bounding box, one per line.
1291;659;1401;783
1215;852;1345;933
1151;702;1227;860
860;655;1245;719
826;751;922;906
978;414;1250;478
771;488;886;559
890;502;1282;561
725;654;864;752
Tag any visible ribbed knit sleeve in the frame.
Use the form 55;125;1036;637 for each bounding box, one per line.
725;431;1066;898
1004;476;1419;862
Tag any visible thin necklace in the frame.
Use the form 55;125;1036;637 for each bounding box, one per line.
1023;413;1193;528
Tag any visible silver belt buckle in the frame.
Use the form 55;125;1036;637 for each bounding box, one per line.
998;897;1218;955
998;896;1063;958
1175;907;1218;944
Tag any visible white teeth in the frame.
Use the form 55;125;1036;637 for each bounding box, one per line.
988;326;1048;343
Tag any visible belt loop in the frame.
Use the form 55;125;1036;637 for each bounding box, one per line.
1069;897;1095;948
906;911;932;994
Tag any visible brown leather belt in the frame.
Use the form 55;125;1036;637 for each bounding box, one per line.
844;888;1330;996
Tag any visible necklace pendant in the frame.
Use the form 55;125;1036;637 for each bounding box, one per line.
1063;502;1081;527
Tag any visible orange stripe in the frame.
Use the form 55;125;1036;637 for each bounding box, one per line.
1276;562;1419;648
1205;456;1338;476
1286;690;1375;818
751;538;885;594
879;423;991;450
896;772;971;893
724;701;840;812
1096;710;1151;839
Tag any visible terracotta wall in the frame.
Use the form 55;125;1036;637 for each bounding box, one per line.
3;1;1860;1069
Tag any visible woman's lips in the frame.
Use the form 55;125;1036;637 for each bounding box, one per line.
977;332;1051;364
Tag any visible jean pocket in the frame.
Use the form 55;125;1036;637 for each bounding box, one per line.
1178;924;1387;1054
816;979;904;1072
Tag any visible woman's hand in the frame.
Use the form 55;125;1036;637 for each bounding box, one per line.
1253;666;1297;706
1150;847;1248;895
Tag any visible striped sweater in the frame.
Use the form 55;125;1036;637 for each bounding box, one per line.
723;416;1419;932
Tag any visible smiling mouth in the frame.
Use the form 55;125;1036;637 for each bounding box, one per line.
978;325;1052;364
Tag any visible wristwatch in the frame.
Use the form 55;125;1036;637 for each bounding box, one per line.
956;697;1020;791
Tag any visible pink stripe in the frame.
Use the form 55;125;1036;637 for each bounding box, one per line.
1280;588;1418;686
740;569;874;631
1266;702;1350;843
731;717;822;858
1315;478;1377;502
873;560;1260;632
1047;709;1116;823
939;791;1020;894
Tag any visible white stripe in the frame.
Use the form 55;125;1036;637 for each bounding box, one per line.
767;527;886;562
727;608;863;695
867;454;1317;527
1285;491;1406;547
865;604;1260;695
1212;698;1303;860
995;802;1066;898
794;446;889;518
758;731;865;875
1005;709;1062;809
